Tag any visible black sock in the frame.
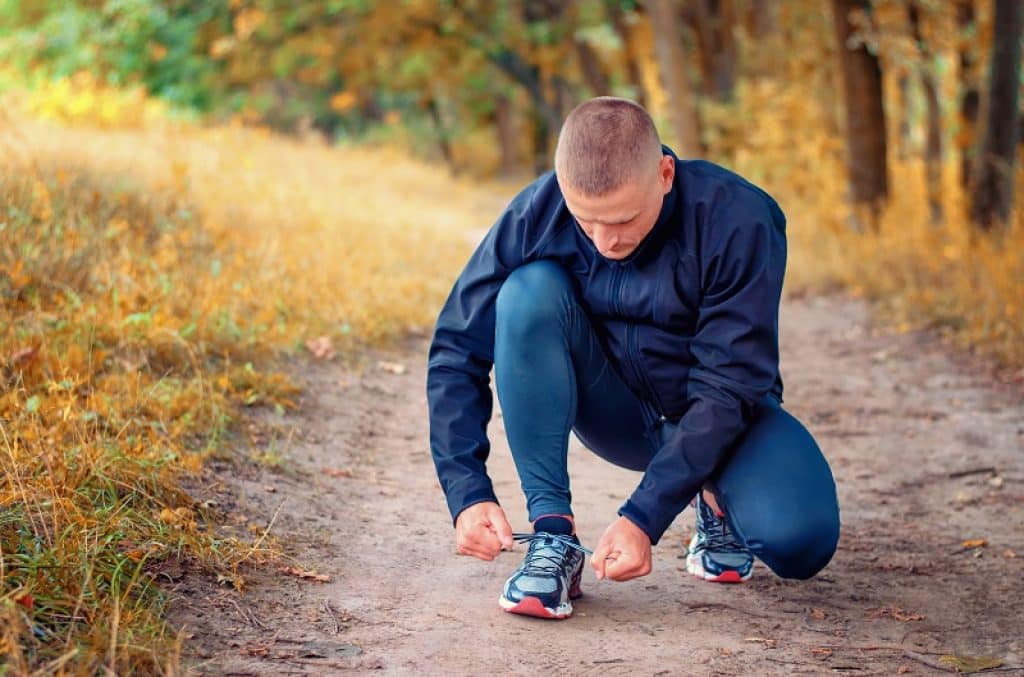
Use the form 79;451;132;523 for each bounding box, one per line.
533;515;574;535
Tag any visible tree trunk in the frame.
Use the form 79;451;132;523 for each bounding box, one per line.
530;107;552;175
646;0;703;156
747;0;775;40
687;0;738;102
575;39;611;96
494;94;520;177
896;73;912;162
831;0;889;227
909;1;944;224
969;0;1023;230
745;0;776;78
956;0;980;190
426;95;456;174
606;0;649;107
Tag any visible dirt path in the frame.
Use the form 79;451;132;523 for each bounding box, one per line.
168;295;1024;676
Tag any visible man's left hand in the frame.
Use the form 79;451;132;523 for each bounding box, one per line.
591;516;652;581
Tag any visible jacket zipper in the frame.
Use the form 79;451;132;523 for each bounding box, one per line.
617;266;667;420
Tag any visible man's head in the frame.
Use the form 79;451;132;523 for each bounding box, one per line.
554;97;675;260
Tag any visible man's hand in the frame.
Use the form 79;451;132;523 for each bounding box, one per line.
454;501;514;561
591;516;652;581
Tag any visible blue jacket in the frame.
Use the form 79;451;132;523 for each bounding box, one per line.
426;145;787;545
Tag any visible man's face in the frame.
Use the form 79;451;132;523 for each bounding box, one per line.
560;154;675;260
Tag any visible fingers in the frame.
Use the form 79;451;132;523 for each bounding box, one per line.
604;552;642;581
591;537;614;580
458;521;502;560
486;505;515;551
591;517;653;581
457;541;497;561
454;502;505;561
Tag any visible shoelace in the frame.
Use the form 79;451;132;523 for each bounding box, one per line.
697;505;749;554
509;532;593;574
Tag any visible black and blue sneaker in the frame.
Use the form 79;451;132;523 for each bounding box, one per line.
499;532;590;619
686;493;754;583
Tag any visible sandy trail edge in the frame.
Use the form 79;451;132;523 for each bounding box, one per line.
166;294;1024;676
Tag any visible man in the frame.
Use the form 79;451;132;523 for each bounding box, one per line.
426;97;840;620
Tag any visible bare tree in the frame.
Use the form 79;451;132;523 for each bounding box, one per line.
605;0;649;108
646;0;703;156
744;0;777;78
956;0;980;190
831;0;889;227
969;0;1023;230
909;1;943;224
684;0;739;102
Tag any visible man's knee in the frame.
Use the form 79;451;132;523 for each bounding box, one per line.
753;510;839;580
495;261;574;338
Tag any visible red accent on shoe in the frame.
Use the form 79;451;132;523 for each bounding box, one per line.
704;570;742;583
502;596;567;619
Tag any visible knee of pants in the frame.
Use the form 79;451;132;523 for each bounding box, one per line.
495;260;574;340
754;513;839;580
715;400;840;580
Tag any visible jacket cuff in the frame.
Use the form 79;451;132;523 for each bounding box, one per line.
618;498;675;546
449;484;500;527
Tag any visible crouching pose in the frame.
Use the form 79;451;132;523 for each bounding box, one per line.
426;96;840;619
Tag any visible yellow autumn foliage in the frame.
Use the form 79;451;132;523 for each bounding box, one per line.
0;100;506;671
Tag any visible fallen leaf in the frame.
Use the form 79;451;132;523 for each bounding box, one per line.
939;654;1005;672
15;593;34;611
868;606;924;622
743;637;777;648
323;467;355;478
377;360;406;375
305;336;336;360
240;644;270;657
1003;549;1017;559
279;566;330;583
158;507;197;530
809;607;826;620
897;666;910;674
961;539;988;549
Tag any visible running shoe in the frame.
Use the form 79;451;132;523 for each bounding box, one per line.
499;532;590;619
685;493;754;583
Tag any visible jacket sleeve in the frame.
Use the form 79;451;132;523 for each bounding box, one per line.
618;190;787;545
426;186;535;525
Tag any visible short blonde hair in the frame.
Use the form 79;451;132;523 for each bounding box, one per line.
554;97;663;196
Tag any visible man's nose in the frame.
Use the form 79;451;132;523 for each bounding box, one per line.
594;227;619;252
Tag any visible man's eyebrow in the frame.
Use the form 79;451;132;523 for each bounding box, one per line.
577;211;641;225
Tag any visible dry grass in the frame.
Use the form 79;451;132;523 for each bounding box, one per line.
0;88;503;671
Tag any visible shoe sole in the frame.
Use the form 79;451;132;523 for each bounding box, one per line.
686;536;753;583
498;578;582;620
498;594;573;619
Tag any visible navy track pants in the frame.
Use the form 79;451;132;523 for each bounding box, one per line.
493;260;840;580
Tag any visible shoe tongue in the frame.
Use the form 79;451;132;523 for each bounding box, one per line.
533;515;573;535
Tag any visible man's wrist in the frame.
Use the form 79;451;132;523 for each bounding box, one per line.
617;501;662;545
450;488;500;527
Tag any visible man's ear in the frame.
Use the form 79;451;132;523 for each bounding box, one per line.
660;154;675;193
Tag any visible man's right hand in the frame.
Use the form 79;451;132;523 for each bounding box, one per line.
454;501;514;561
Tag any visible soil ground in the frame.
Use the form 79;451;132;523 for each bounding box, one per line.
166;294;1024;676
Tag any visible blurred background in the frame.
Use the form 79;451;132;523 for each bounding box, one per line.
0;0;1021;672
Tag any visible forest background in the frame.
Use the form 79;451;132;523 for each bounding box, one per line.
0;0;1021;672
